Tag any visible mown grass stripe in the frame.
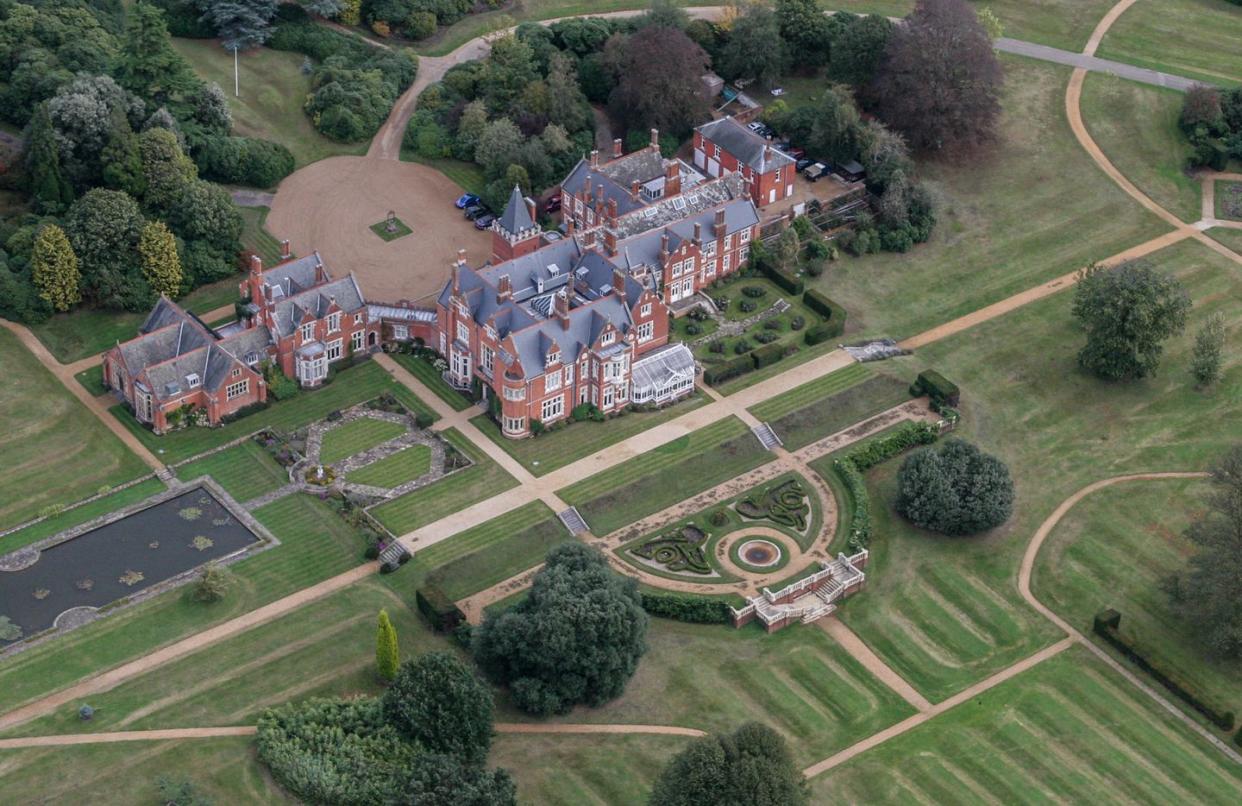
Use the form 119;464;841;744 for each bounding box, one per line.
750;363;871;421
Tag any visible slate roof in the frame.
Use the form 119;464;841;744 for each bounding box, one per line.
257;253;326;300
561;160;647;218
612;173;749;240
268;275;367;338
697;117;795;173
597;147;665;187
497;185;534;235
506;291;634;374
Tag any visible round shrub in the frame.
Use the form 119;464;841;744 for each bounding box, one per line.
896;439;1014;536
382;652;495;765
709;341;724;354
790;315;805;331
754;332;779;344
763;319;782;331
733;340;750;355
405;10;437;40
686;323;701;335
742;285;766;298
740;300;757;313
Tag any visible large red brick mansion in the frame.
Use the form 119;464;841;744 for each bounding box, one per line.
431;131;762;438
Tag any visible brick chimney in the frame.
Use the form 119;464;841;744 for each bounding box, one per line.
590;149;600;168
664;160;681;197
659;231;669;262
606;197;617;225
581;228;596;248
693;222;703;245
611;266;627;300
713;207;726;238
649;128;660;149
566;216;575;235
249;254;263;275
554;290;570;330
497;274;512;302
613;138;623;159
604;229;618;256
631;180;640;202
451;262;461;295
456;248;467;267
280;240;291;259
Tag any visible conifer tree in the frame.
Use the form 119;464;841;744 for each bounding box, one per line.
25;104;74;214
138;221;183;298
101;112;146;197
120;3;198;100
376;609;399;682
31;224;81;312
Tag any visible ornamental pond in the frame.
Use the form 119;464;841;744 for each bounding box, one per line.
0;486;262;647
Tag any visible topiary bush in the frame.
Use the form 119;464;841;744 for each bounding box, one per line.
896;439;1013;536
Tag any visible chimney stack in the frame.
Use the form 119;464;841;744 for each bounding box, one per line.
611;266;627;300
631;180;640;202
456;248;467;267
714;207;726;237
451;262;461;295
607;197;617;222
659;231;669;262
566;216;575;235
582;229;596;248
497;274;512;302
249;254;263;275
693;222;702;245
664;160;681;197
650;128;659;149
613;138;623;159
589;149;599;168
555;291;570;331
280;240;291;259
604;229;618;256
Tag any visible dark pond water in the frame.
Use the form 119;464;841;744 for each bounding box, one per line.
0;487;260;644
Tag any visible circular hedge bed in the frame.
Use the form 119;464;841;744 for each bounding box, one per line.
728;536;791;574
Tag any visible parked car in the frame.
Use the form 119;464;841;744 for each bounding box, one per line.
802;163;829;182
786;147;805;159
544;193;562;213
769;87;784;97
796;158;813;172
464;204;488;220
747;121;765;133
473;213;496;229
454;193;480;209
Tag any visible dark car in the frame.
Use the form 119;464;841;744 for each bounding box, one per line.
544;193;562;213
463;204;488;220
473;213;496;229
786;146;805;159
454;193;480;209
795;158;813;172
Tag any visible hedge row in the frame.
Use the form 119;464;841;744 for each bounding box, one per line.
910;369;960;408
703;345;796;386
641;591;733;624
415;585;464;632
760;262;804;295
834;420;940;552
1094;610;1236;731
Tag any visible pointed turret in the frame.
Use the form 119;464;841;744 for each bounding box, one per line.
491;185;542;262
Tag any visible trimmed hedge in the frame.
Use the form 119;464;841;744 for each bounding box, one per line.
909;369;960;408
805;322;839;346
416;585;464;632
802;289;846;327
761;263;805;295
752;342;785;369
1093;610;1235;732
641;592;733;624
704;355;755;386
834;420;940;552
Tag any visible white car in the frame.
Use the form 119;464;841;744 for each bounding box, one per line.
770;87;785;97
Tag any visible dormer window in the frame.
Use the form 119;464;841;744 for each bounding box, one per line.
547;350;561;367
244;351;260;366
600;332;614;346
185;373;201;389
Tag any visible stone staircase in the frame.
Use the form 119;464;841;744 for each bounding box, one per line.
752;422;783;451
558;506;589;536
379;541;410;567
730;550;870;632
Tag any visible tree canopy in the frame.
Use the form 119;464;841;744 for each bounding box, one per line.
392;753;517;806
1071;260;1191;381
1167;446;1242;659
605;25;711;136
649;722;809;806
896;439;1014;536
381;652;494;765
473;542;649;716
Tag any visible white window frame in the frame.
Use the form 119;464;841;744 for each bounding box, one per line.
456;321;469;344
351;329;364;352
600;332;614;346
354;312;364;325
740;228;751;243
393;324;409;340
482;345;494;375
637;321;654;342
640;303;652;317
226;379;249;401
504;385;526;401
504;415;525;434
327;312;341;333
326;339;343;361
545;371;562;392
541;394;565;422
564;365;574;385
300;323;315;343
603;386;614;408
185;373;201;389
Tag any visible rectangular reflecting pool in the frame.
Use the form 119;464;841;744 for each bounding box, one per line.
1;485;263;646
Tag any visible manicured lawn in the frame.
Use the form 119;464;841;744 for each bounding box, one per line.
834;237;1242;702
318;417;406;464
750;363;911;450
29;278;241;364
835;0;1120;51
110;360;413;464
500;618;918;767
468;392;707;476
492;733;693;805
0;493;367;718
369;428;518;534
0;329;150;532
239;205;285;265
345;444;431;487
171;38;368;168
369;216;412;241
0;478;165;553
1097;0;1242;87
814;644;1242;800
694;277;823;367
73;364;105;396
174;440;289;501
1209;226;1242;254
557;416;773;536
0;738;292;805
1033;475;1242;728
812;57;1166;341
390;352;473;411
423;502;569;600
1079;72;1202;223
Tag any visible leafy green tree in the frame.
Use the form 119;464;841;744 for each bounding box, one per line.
338;0;362;26
193;563;230;603
1167;446;1242;658
976;6;1004;39
640;0;689;31
1072;260;1191;381
195;0;279;51
392;753;516;806
776;0;835;67
119;2;198;100
48;74;143;190
305;0;344;18
138;221;182;298
101;111;146;197
24;103;74;213
139;128;197;215
65;188;148;310
376;609;399;681
192;83;233;134
31;224;80;312
473;543;648;716
808;85;862;165
1191;313;1226;388
474;117;524;179
381;652;494;764
858;119;912;193
481;35;538;115
896;439;1014;536
605;26;711;136
453;100;489;161
545;52;591;133
649;722;809;806
718;2;785;85
830;14;894;86
173;180;243;253
773;226;800;272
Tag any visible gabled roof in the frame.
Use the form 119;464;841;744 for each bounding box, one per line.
696;117;795;173
258;254;325;299
268;275;366;337
497;185;534;235
118;298;214;375
561;160;647;218
597;147;665;187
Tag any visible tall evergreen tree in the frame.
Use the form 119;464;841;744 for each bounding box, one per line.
138;221;182;298
101;112;146;197
31;224;81;312
375;609;399;682
1191;313;1226;388
195;0;279;52
24;104;74;214
120;3;198;100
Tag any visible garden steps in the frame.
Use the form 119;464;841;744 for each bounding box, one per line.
558;507;589;536
752;422;783;451
378;541;409;567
